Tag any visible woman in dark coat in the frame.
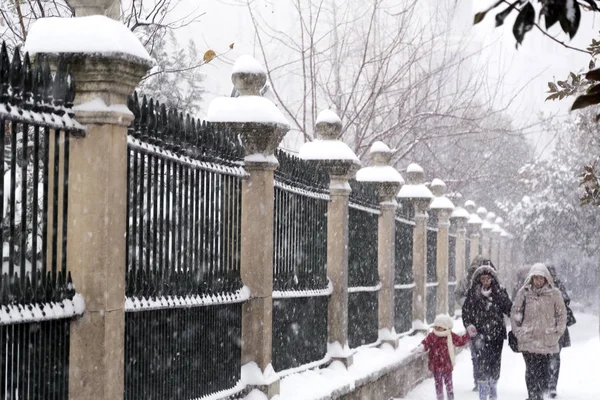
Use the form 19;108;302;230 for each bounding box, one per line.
546;265;575;398
462;261;512;400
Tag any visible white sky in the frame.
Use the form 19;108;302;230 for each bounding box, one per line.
168;0;600;157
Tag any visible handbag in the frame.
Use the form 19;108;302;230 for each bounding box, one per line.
508;297;526;353
566;304;576;327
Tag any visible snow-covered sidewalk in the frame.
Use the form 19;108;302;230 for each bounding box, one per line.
397;313;600;400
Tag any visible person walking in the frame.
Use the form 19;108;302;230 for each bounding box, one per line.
511;263;567;400
413;314;478;400
545;265;575;398
462;260;512;400
455;255;484;391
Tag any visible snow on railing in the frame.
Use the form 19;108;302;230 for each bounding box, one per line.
0;294;86;325
272;279;333;299
394;282;416;290
348;281;382;293
275;179;330;201
125;286;251;312
128;136;246;178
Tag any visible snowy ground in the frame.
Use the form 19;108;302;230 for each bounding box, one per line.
396;313;600;400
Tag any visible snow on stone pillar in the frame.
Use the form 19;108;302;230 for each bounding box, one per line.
450;203;470;290
430;179;454;316
356;141;404;348
24;7;152;400
299;110;360;368
207;55;290;397
465;201;482;264
397;164;433;331
479;208;492;258
491;217;503;269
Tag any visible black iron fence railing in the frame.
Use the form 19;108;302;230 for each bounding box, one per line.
426;227;438;324
124;303;242;400
272;294;328;372
394;217;414;333
0;41;85;400
348;204;379;348
272;150;329;372
124;93;245;399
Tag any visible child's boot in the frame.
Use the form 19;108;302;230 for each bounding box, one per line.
447;392;454;400
489;379;498;400
478;380;489;400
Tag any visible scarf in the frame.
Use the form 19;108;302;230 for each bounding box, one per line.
433;328;455;366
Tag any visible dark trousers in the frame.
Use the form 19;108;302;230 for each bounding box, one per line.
470;340;479;386
523;352;550;400
548;351;561;391
433;371;454;400
474;338;503;381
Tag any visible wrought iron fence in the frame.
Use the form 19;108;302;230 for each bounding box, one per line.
347;180;379;348
272;150;329;372
124;93;245;399
448;234;456;315
0;42;85;399
426;227;437;324
394;216;414;333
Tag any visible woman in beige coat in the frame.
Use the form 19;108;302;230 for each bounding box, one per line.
510;263;567;400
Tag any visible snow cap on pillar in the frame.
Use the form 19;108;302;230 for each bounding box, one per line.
397;163;433;201
299;109;360;176
482;210;495;231
429;179;454;211
356;142;404;184
356;141;403;201
492;216;503;234
207;55;290;161
451;196;470;220
466;201;483;227
24;0;153;122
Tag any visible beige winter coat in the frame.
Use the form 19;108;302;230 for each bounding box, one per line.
510;263;567;355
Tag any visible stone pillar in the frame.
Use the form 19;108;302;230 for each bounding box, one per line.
356;142;404;348
479;208;491;258
491;229;501;269
300;110;360;367
465;201;482;265
492;217;504;269
398;164;432;329
430;179;454;316
451;206;469;285
208;55;289;397
25;4;153;399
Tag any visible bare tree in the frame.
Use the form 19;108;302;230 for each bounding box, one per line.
235;0;531;157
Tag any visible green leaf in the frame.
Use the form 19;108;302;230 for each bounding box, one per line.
474;11;487;25
548;82;559;92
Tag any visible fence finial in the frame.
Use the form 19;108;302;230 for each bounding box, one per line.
231;54;267;96
65;0;120;19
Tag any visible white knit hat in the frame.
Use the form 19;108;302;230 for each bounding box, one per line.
433;314;454;330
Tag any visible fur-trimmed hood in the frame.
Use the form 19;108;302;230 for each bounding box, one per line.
470;264;498;287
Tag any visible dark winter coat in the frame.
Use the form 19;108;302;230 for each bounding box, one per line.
462;265;513;342
421;331;470;373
